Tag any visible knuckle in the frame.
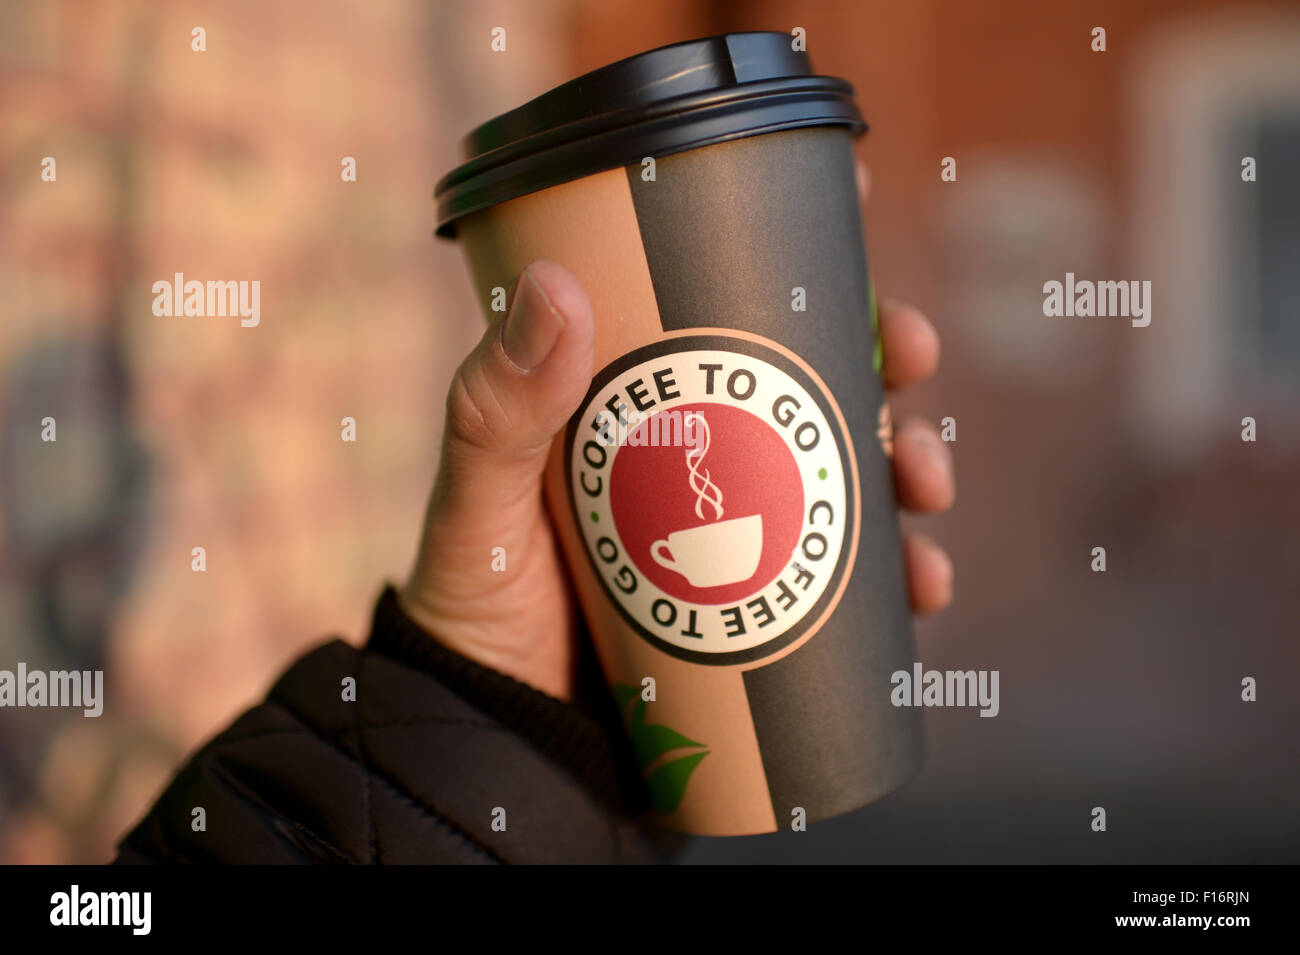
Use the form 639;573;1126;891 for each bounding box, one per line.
446;359;507;451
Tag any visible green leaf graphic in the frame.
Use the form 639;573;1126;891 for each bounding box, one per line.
869;280;883;374
612;684;640;711
646;751;710;814
612;684;709;813
627;699;705;767
635;722;706;769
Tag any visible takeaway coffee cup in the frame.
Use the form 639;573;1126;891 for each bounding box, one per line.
435;32;923;835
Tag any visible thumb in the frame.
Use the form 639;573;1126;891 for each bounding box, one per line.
416;259;594;562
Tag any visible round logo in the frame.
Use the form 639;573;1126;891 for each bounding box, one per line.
566;335;857;665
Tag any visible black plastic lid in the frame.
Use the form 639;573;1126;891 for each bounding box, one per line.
434;31;867;237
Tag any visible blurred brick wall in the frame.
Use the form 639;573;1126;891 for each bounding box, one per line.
0;0;579;863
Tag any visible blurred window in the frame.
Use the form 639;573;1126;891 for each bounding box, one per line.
1128;14;1300;463
1236;112;1300;379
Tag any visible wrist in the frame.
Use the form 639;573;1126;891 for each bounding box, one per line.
395;583;574;701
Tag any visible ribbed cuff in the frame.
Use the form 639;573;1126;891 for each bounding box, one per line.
364;585;648;814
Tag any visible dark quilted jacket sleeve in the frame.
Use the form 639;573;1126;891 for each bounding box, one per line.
114;587;680;864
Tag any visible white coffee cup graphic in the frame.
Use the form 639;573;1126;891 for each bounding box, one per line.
651;513;764;588
648;410;763;587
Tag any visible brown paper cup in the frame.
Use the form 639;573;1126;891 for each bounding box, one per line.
436;33;923;835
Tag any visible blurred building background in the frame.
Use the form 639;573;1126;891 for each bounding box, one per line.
1;0;1297;863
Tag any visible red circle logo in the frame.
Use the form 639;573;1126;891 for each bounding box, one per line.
568;337;855;663
609;403;803;605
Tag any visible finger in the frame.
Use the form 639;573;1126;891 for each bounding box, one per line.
892;417;955;513
904;533;953;615
879;299;939;391
855;157;871;204
419;259;595;550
